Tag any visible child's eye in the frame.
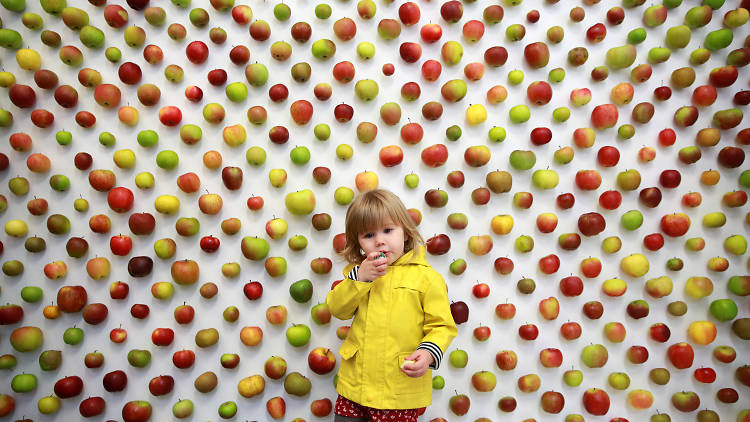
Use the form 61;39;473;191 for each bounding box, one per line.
384;228;393;233
363;233;373;238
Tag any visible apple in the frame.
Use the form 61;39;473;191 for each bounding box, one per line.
582;388;609;416
449;393;470;416
560;322;582;340
450;301;469;325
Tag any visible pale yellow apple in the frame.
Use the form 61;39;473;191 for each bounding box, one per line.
154;195;180;214
466;104;487;126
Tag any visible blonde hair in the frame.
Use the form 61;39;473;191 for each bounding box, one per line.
341;189;423;264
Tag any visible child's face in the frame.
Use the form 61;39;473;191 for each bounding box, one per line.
357;217;405;265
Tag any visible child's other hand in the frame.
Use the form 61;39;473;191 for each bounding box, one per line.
401;349;433;378
357;251;387;282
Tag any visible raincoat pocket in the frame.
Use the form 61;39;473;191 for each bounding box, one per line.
339;340;358;360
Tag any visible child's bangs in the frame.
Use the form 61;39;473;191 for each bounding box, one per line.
351;197;392;234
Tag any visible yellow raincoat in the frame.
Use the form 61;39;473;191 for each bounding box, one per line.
326;245;457;410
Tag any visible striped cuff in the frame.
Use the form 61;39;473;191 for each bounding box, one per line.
347;265;360;281
417;342;443;370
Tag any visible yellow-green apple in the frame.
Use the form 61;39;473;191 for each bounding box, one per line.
241;236;270;261
468;235;492;255
563;369;583;387
265;257;287;277
284;189;315;215
532;169;558;189
581;344;608;368
515;235;534;252
334;187;355;205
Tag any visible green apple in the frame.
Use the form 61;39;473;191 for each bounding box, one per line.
515;235;534;252
709;298;738;321
289;146;311;165
404;173;419;189
448;349;468;368
621;210;644;230
314;123;331;140
20;286;43;302
63;326;84;345
548;67;565;83
508;104;530;123
356;42;375;60
12;373;38;393
137;130;159;147
285;324;311;347
432;375;445;389
218;401;237;419
509;150;536;170
105;46;122;62
315;3;332;19
289;279;313;303
334;187;354;205
225;82;248;102
488;126;506;142
552;107;570;122
507;69;524;85
99;132;116;147
56;130;72;145
563;369;583;387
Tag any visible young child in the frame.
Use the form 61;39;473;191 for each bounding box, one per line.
326;189;457;422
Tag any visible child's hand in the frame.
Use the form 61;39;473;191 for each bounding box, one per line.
401;349;434;378
357;251;388;282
